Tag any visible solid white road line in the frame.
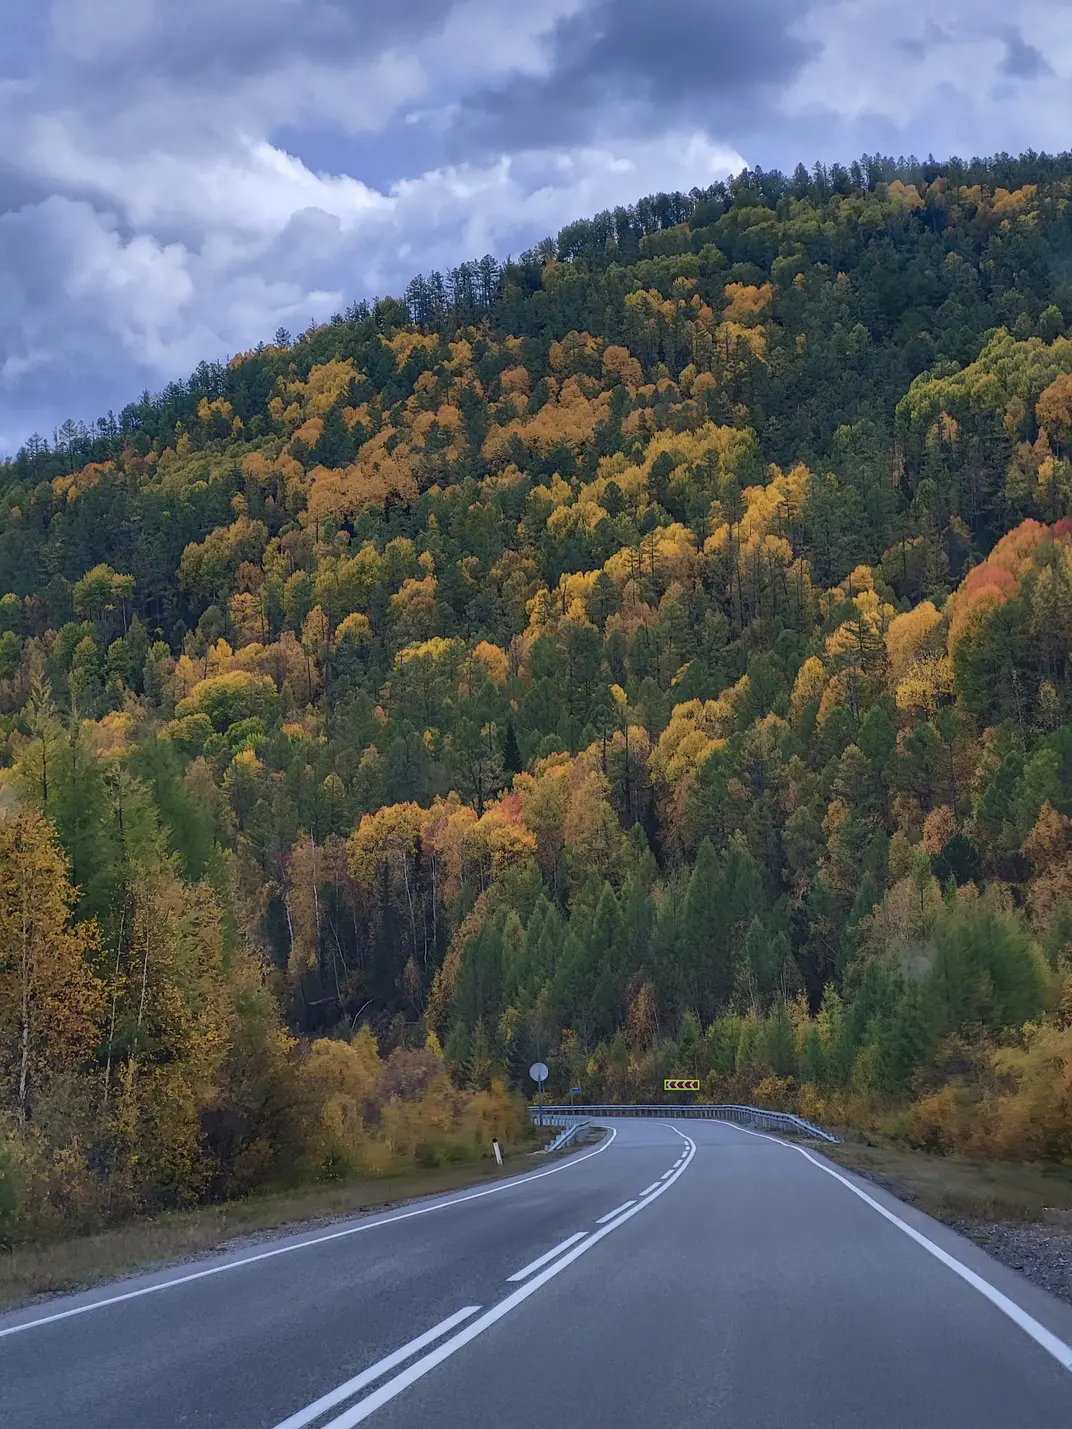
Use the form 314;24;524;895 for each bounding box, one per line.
639;1181;661;1197
0;1130;618;1340
506;1232;588;1283
272;1306;482;1429
596;1200;636;1224
731;1123;1072;1374
314;1136;697;1428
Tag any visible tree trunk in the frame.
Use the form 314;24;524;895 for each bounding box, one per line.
102;903;127;1118
18;901;30;1130
136;910;152;1039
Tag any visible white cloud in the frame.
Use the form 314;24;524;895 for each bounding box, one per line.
785;2;1072;152
0;0;613;445
0;130;742;422
3;0;1072;450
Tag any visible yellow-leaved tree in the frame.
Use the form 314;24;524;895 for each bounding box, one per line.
300;1028;383;1177
0;808;103;1128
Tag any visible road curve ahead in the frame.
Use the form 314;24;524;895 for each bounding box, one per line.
3;1117;1072;1427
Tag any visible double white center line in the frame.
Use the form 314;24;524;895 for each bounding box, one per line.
273;1307;481;1429
596;1199;635;1224
507;1231;588;1282
272;1128;695;1429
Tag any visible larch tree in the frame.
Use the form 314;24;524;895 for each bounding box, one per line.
0;808;103;1128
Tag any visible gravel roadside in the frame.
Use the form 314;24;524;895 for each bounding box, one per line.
943;1219;1072;1307
829;1143;1072;1308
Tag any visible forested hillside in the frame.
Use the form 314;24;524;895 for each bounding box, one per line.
5;150;1072;1235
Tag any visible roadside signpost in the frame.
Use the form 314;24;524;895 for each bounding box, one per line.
530;1061;549;1123
664;1078;701;1092
569;1085;581;1108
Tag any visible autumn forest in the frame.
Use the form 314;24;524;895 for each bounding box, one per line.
4;150;1072;1241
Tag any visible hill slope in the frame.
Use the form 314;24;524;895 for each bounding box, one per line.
3;151;1072;1230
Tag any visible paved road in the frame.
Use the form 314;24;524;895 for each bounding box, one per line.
3;1118;1072;1427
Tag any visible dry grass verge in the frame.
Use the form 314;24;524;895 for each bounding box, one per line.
821;1133;1072;1227
819;1133;1072;1307
0;1151;537;1313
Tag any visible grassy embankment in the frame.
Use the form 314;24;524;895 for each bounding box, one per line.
822;1132;1072;1227
0;1138;561;1312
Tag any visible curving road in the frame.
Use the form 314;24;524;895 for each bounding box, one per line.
3;1117;1072;1427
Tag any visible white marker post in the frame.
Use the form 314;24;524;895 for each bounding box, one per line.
492;1137;503;1166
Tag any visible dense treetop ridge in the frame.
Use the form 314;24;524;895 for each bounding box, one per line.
4;150;1072;1233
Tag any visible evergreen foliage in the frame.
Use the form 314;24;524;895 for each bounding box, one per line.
4;152;1072;1234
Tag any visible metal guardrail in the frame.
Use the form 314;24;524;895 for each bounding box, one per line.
528;1104;839;1144
540;1117;592;1153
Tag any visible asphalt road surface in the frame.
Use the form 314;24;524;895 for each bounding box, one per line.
4;1117;1072;1427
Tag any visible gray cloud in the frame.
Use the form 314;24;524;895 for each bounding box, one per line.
455;0;820;152
1;0;1071;452
49;0;456;81
1000;26;1050;79
894;21;955;60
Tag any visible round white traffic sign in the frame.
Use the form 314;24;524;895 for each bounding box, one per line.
529;1061;549;1084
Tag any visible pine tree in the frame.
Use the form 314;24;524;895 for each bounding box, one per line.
819;986;855;1090
678;838;741;1023
879;982;933;1093
500;910;525;1006
676;1009;704;1076
466;1019;493;1091
587;883;625;1039
623;870;656;964
454;918;506;1032
502;721;523;776
444;1022;471;1083
707;1016;740;1080
734;1015;764;1081
534;902;565;989
517;897;549;999
763;1002;797;1079
799;1023;825;1086
649;876;687;1016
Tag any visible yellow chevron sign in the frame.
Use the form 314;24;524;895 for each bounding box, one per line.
664;1078;700;1092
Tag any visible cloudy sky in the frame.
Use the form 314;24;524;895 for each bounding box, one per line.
1;0;1069;452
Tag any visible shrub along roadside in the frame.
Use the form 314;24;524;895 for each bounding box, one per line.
0;1144;542;1312
0;1018;531;1252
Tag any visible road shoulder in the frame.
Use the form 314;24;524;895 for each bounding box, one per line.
820;1135;1072;1313
0;1136;596;1315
